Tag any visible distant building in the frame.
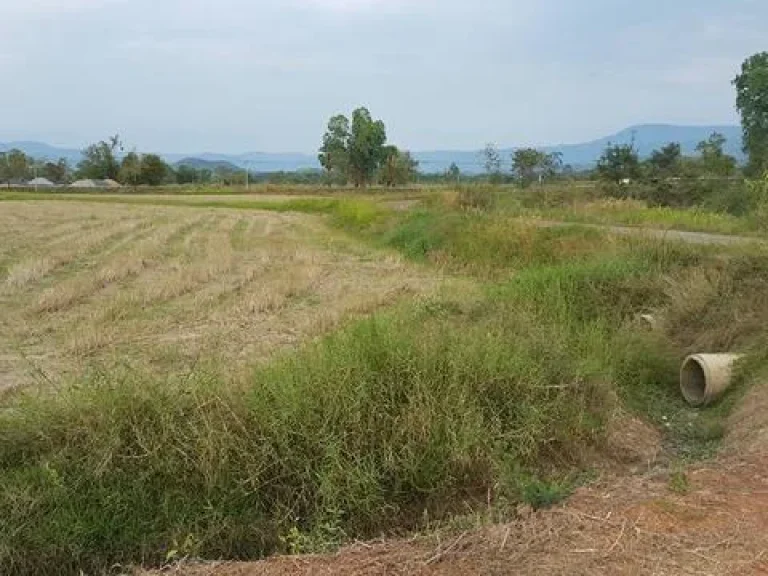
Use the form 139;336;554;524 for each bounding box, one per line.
27;177;56;188
69;179;98;188
69;179;122;189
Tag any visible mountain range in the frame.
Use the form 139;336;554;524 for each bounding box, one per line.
0;124;744;175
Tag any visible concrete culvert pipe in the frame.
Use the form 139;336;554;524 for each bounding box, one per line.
680;354;743;407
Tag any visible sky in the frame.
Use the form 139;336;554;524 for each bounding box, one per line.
0;0;765;154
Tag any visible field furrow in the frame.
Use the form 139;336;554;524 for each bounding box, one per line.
0;201;442;389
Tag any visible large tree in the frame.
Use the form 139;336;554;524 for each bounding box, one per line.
379;146;419;187
5;149;31;182
42;158;70;184
318;114;350;184
734;52;768;175
347;108;387;187
139;154;169;186
647;142;682;177
318;108;388;187
696;132;737;177
118;152;142;185
512;148;562;187
78;134;122;180
596;143;640;184
512;148;545;187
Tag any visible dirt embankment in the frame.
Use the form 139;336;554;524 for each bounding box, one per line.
151;387;768;576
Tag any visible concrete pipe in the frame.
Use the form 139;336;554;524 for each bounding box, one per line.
680;354;743;407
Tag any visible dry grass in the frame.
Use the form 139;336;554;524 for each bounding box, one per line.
151;448;768;576
0;201;440;391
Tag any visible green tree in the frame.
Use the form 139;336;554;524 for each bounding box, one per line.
696;132;737;177
512;149;562;186
6;149;31;182
318;114;350;184
176;164;199;185
482;143;503;185
78;135;122;180
512;148;545;187
596;143;640;184
42;158;70;184
139;154;169;186
542;151;563;179
319;108;388;187
118;152;142;185
347;108;387;187
379;147;419;187
446;162;461;183
647;142;682;177
734;52;768;175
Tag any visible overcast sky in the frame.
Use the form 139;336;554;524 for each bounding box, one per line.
0;0;765;154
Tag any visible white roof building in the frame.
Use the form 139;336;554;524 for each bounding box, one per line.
27;177;56;187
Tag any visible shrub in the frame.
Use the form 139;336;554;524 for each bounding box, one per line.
0;290;620;574
456;186;496;211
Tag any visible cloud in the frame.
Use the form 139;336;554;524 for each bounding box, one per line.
661;57;740;87
0;0;122;16
296;0;431;14
0;0;764;153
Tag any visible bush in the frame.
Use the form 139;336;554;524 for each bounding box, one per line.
0;288;622;574
745;174;768;227
456;186;496;211
605;179;750;214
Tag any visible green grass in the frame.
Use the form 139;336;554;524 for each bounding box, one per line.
1;184;760;237
2;188;768;574
537;203;754;236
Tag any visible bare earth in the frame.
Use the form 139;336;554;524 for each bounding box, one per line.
0;201;440;392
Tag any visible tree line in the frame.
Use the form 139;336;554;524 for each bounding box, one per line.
0;137;259;187
3;52;766;189
0;136;174;187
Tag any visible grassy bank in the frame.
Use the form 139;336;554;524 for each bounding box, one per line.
2;180;764;237
2;193;768;574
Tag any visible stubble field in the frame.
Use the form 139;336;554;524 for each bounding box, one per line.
0;201;437;392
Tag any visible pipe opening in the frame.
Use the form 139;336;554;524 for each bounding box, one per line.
681;357;707;406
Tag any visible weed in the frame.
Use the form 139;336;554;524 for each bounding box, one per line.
455;185;496;211
668;470;690;495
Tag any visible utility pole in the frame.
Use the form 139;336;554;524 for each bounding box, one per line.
245;161;249;191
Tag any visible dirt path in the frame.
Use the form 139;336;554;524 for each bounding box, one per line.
531;220;763;246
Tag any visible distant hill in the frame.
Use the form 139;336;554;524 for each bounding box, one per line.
0;141;82;165
1;124;744;175
414;124;744;173
175;157;241;172
164;152;319;173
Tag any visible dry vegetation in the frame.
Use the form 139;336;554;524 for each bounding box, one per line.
0;201;439;392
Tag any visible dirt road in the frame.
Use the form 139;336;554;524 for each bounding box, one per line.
532;219;763;246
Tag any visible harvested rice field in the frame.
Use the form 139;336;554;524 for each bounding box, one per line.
0;201;439;392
